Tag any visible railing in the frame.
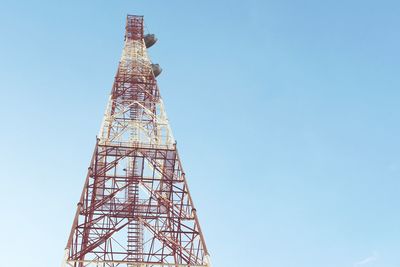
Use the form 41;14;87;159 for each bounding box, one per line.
98;139;175;151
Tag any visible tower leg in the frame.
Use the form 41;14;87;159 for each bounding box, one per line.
61;249;69;267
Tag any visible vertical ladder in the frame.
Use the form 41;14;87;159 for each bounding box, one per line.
127;157;143;266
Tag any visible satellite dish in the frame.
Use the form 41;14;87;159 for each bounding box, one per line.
144;34;157;48
151;63;162;77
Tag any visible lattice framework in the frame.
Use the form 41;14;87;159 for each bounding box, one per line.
62;15;210;267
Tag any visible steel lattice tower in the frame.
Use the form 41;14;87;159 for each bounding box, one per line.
62;15;211;267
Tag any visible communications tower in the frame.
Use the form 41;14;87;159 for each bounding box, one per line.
62;15;211;267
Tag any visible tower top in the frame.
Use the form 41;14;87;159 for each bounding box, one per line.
125;15;144;40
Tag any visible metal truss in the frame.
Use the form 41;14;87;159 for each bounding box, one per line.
62;15;210;267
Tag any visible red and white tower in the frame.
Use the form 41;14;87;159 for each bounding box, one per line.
62;15;211;267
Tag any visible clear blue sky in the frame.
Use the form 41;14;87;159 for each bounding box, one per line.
0;1;399;266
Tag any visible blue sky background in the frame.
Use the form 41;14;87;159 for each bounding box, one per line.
0;0;399;266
